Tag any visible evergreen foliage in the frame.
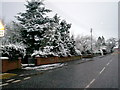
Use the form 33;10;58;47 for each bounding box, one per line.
16;0;52;54
0;44;26;60
16;0;81;57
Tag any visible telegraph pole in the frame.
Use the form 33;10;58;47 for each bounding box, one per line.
90;28;93;55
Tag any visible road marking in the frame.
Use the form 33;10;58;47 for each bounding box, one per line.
12;80;21;83
85;58;113;89
85;79;96;88
0;83;8;87
106;62;110;66
90;79;95;83
6;79;15;82
23;77;31;80
99;67;105;74
106;59;112;66
85;84;90;88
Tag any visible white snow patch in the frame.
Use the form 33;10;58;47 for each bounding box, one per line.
0;57;9;59
22;64;35;67
23;63;65;71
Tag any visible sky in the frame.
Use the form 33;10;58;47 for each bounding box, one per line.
0;0;118;40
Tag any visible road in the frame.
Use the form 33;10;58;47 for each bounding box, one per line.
2;53;118;89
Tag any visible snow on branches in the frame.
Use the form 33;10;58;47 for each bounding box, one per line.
0;43;26;60
16;0;81;57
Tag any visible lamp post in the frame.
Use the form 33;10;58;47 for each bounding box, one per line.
90;28;93;55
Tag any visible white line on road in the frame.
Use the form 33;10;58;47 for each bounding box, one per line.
23;77;31;80
85;58;113;89
85;84;90;88
106;59;113;66
106;62;110;66
85;79;96;88
6;79;15;82
89;79;96;84
12;80;21;83
99;67;105;74
0;83;9;87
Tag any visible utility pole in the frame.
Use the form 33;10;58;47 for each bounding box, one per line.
90;28;92;55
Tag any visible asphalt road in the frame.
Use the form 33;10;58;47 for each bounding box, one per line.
2;53;118;89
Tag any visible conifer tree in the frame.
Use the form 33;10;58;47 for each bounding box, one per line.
41;14;68;57
16;0;51;54
59;20;71;56
69;35;78;55
101;36;106;45
16;0;80;57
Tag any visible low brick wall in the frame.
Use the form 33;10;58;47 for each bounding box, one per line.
0;57;21;72
35;55;82;66
82;54;93;58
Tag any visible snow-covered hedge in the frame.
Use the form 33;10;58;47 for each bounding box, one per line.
0;44;26;60
31;46;82;57
31;46;58;57
75;49;82;56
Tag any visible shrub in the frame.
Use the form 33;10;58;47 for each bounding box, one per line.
0;44;26;60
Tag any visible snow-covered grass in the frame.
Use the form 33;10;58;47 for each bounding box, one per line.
23;63;65;71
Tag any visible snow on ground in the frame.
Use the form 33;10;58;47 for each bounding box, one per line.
22;64;35;67
0;57;9;59
22;63;65;71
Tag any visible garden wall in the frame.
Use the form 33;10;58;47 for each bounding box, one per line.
0;57;21;72
82;54;93;58
35;55;82;65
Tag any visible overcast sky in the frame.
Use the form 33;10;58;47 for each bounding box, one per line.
0;0;118;40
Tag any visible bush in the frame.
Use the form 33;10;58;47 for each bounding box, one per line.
0;44;26;60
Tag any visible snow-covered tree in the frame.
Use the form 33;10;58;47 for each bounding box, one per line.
75;35;96;54
68;35;78;55
33;14;72;57
95;36;106;50
1;22;23;45
16;0;79;57
39;14;64;57
59;20;72;56
95;37;102;50
0;20;26;59
0;43;26;60
101;36;106;45
106;37;116;53
75;35;91;52
16;0;51;54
